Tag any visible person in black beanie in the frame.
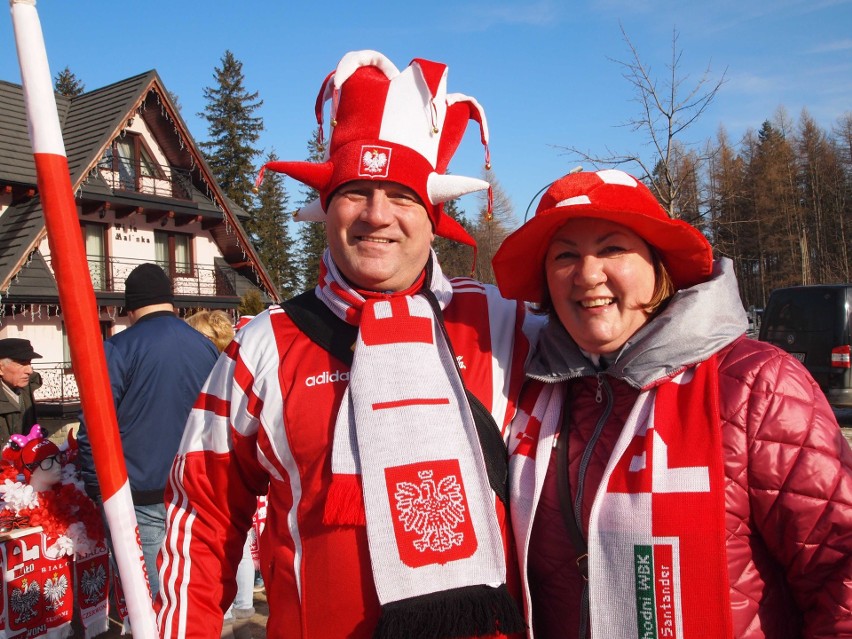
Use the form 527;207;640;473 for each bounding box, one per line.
76;263;218;602
123;262;174;312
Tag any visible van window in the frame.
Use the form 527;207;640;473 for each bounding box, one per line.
762;289;837;333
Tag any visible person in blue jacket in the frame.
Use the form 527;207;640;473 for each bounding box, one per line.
77;262;218;599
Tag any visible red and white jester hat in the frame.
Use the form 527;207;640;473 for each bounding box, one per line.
493;169;714;304
256;50;491;247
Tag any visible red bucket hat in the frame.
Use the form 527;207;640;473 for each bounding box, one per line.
256;50;492;248
493;169;714;303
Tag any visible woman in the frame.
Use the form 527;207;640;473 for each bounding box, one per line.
492;169;852;639
185;310;235;353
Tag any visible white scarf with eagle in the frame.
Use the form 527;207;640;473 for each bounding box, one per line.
316;250;522;638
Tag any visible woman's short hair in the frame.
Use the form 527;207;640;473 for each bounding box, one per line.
644;248;676;315
186;310;235;353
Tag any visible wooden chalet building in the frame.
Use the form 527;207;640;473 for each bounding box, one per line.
0;70;278;414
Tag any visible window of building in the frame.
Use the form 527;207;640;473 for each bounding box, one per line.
103;133;163;191
82;222;108;290
155;231;193;277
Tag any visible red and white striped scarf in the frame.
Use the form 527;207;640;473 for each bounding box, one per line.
513;358;733;639
316;250;522;638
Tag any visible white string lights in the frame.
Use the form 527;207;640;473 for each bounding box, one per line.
5;81;272;339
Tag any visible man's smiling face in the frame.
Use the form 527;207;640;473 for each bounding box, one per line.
325;180;434;292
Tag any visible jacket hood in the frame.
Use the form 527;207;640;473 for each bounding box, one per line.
528;257;748;389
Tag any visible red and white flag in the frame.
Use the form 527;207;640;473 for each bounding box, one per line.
9;2;157;636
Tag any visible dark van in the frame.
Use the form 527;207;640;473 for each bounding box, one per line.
758;284;852;407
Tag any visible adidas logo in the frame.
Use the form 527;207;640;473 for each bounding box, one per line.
305;370;350;387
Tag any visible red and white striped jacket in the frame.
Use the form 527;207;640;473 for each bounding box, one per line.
156;279;538;639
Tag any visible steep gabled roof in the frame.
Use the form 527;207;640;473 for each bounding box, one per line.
0;250;58;304
62;71;155;186
0;80;71;184
0;198;44;286
0;71;277;300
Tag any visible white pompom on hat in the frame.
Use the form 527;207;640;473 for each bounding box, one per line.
492;169;714;303
255;50;492;248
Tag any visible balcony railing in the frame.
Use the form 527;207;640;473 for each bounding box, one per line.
51;257;240;298
33;363;79;404
97;158;193;200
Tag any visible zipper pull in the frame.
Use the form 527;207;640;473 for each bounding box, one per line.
595;374;603;403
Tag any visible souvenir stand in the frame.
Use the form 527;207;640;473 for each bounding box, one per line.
0;427;109;639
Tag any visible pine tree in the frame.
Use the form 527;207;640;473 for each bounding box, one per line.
296;129;328;292
706;127;756;305
198;50;263;213
652;143;702;223
167;90;182;113
744;118;800;298
54;66;84;98
471;170;515;285
796;109;848;284
252;150;299;299
238;289;265;316
433;198;475;279
831;113;852;283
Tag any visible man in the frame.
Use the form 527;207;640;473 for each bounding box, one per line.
157;50;538;639
0;338;43;448
76;263;218;600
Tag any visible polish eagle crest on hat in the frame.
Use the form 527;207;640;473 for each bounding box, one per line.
360;146;391;177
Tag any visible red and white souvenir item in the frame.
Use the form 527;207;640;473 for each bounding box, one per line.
510;359;733;639
317;251;521;638
493;169;714;303
256;50;492;248
0;529;109;639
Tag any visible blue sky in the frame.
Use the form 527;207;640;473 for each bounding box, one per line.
2;0;851;225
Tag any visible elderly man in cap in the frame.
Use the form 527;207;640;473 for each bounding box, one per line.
76;263;218;600
157;50;538;639
0;338;43;448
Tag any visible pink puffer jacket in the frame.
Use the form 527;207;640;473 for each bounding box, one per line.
523;336;852;638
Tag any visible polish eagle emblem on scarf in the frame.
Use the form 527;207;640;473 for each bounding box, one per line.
394;469;466;552
10;578;40;624
360;146;391;177
80;564;107;604
43;572;68;611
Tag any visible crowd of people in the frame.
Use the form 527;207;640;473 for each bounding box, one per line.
0;48;849;639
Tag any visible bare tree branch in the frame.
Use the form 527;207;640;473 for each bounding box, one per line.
554;24;726;218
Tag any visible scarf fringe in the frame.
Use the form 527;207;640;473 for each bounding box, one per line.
374;584;525;639
84;616;109;639
323;474;366;526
